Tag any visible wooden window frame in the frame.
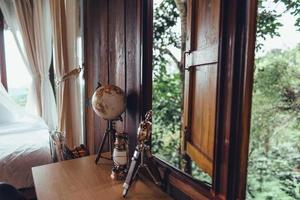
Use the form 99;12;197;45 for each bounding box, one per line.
141;0;258;199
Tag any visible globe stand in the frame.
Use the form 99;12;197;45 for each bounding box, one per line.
95;117;122;164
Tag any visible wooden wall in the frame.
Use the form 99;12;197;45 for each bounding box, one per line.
84;0;149;156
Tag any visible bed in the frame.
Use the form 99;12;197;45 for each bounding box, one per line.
0;85;52;189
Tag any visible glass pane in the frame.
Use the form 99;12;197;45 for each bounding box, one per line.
4;30;31;107
152;0;212;185
247;1;300;199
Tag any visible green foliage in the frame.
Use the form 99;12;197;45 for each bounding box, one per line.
256;1;282;49
274;0;300;30
255;0;300;49
153;0;180;50
247;45;300;199
152;64;182;166
152;0;182;167
191;162;212;184
153;0;180;67
152;0;300;196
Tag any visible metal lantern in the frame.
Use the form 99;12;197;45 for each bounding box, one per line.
111;132;128;180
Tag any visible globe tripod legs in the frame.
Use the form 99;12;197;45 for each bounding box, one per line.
95;120;115;164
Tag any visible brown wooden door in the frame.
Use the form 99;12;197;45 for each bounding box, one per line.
183;0;220;176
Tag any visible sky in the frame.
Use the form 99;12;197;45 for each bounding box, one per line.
256;1;300;56
260;13;300;52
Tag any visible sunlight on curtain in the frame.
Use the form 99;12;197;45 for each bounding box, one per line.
4;30;31;107
50;0;83;147
0;0;58;130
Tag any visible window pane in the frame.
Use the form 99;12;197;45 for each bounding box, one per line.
247;1;300;198
4;30;31;107
152;0;212;185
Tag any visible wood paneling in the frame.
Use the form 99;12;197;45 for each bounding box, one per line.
84;0;143;156
125;0;144;157
84;0;109;153
108;0;126;132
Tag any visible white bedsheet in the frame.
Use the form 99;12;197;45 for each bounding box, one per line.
0;118;51;189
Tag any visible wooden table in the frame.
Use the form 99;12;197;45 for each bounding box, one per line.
32;155;172;200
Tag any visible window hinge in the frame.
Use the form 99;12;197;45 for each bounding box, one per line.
183;50;192;71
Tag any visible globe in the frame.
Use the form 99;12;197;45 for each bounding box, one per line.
91;85;126;120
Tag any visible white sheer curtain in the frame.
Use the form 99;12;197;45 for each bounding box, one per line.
32;0;57;130
0;0;58;130
50;0;83;147
0;0;27;67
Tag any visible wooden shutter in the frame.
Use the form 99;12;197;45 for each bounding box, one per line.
183;0;220;176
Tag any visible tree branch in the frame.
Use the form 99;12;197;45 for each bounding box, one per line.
174;0;187;81
174;0;186;19
163;48;180;65
155;45;180;66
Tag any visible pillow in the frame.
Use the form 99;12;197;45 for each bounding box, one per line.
0;102;15;124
